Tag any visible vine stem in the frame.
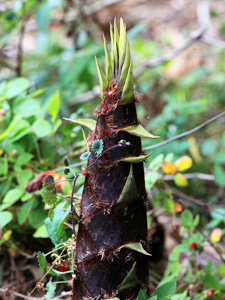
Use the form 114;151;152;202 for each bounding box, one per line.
143;111;225;151
24;247;67;300
71;174;78;237
53;111;225;173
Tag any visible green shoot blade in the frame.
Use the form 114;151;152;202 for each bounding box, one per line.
119;18;127;71
95;56;107;96
103;34;112;87
110;23;115;76
113;18;119;76
120;60;134;104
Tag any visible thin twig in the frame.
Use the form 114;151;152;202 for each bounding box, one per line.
24;247;67;300
70;175;78;236
54;111;225;174
200;230;225;264
82;0;122;16
134;26;206;78
155;172;214;181
54;161;85;172
16;0;25;76
143;111;225;151
0;288;71;300
0;289;43;300
165;184;212;211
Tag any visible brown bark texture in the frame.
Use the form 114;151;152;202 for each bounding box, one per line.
73;19;150;300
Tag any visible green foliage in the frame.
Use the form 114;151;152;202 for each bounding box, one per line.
181;209;193;228
37;251;47;273
0;211;13;228
138;279;176;300
44;278;56;300
42;175;57;220
45;201;70;245
1;3;225;299
153;279;176;300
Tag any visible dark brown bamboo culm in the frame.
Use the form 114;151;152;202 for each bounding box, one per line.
72;19;159;300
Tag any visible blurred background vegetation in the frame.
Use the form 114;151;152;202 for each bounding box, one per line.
0;0;225;299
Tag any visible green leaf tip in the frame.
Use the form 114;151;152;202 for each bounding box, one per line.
122;124;160;139
117;164;139;205
122;242;151;256
63;118;96;132
119;262;139;291
96;18;134;104
37;251;47;272
95;56;107;95
44;278;56;300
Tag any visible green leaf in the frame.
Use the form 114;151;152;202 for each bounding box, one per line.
0;115;21;141
149;154;164;171
17;99;41;118
63;118;96;132
17;199;38;225
103;34;112;87
0;211;13;228
33;224;49;238
32;119;52;138
193;215;200;227
95;56;107;94
120;61;134;104
119;18;127;70
138;289;148;300
14;153;33;171
110;23;115;75
117;164;139;204
214;151;225;163
28;209;48;229
148;297;157;300
48;90;60;123
153;279;176;300
113;18;119;74
174;173;188;187
202;274;220;290
42;175;57;208
122;242;151;256
119;154;150;163
213;164;225;187
201;139;218;155
181;209;193;228
1;187;24;207
36;3;51;32
119;262;139;291
29;89;45;98
45;202;70;245
37;251;47;272
44;278;56;300
170;291;188;300
205;262;214;273
145;171;159;190
52;118;62;134
122;124;159;139
118;39;130;89
6;77;30;99
163;198;175;214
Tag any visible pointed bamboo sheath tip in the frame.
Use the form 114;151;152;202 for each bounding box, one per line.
96;18;134;104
